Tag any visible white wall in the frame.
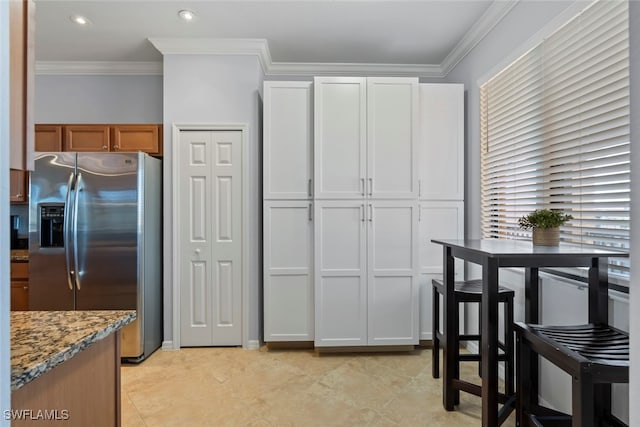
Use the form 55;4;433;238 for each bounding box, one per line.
0;1;11;424
444;0;633;419
629;1;639;425
162;54;265;347
35;75;162;123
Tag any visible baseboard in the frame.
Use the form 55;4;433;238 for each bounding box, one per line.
316;345;416;354
161;340;176;350
245;340;260;350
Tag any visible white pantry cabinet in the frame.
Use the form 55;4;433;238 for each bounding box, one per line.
314;200;419;347
314;77;419;200
263;82;313;199
418;201;464;340
263;201;314;341
418;84;464;200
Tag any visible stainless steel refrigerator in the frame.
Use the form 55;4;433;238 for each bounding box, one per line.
29;152;162;362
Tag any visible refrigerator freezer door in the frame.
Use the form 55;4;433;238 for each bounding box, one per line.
29;153;77;310
74;153;139;311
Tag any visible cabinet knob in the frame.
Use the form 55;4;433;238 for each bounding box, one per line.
23;287;28;290
113;145;119;150
16;193;22;198
102;145;108;150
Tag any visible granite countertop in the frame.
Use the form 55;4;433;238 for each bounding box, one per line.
10;310;136;390
10;250;29;262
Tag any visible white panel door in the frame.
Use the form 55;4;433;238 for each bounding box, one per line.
418;201;464;340
419;84;464;200
314;77;367;199
314;201;367;346
367;201;419;345
263;82;313;199
264;201;314;341
179;130;242;346
367;78;419;199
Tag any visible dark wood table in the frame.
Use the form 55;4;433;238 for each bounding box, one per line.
430;239;629;426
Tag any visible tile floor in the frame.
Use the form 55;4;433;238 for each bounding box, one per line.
121;346;513;426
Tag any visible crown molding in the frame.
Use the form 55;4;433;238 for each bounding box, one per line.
267;61;443;78
35;61;162;75
440;0;519;76
148;38;272;74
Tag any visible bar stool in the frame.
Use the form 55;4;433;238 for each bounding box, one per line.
432;279;515;400
515;322;629;427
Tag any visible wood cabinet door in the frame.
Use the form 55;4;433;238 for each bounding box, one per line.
35;124;63;151
263;201;314;341
11;262;29;311
9;169;28;203
11;282;29;311
263;82;313;199
112;124;161;155
64;125;110;151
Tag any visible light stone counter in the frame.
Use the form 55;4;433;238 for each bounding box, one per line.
10;310;136;390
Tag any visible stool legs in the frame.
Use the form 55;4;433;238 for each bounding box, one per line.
432;284;440;379
505;294;514;397
572;370;594;427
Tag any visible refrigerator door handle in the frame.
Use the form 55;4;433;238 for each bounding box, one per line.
64;172;76;291
73;173;83;290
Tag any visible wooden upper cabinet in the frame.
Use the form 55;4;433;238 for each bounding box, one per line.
35;124;163;155
35;124;63;151
64;125;110;152
9;0;35;171
112;125;162;155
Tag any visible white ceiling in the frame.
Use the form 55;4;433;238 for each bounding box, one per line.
34;0;512;76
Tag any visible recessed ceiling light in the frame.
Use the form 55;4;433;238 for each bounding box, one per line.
69;14;90;25
178;10;195;21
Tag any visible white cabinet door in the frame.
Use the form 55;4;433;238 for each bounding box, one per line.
367;201;419;345
419;84;464;200
418;201;464;340
314;201;367;346
367;78;419;199
264;201;314;341
263;82;313;199
314;77;367;199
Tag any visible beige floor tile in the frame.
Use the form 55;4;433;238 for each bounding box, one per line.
121;346;515;427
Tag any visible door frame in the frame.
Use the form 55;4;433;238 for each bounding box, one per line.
171;123;249;349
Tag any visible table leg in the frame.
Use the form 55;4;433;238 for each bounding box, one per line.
481;257;499;426
589;257;610;421
524;267;539;407
442;245;456;411
588;257;608;324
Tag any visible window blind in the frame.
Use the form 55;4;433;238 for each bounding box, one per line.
480;0;630;279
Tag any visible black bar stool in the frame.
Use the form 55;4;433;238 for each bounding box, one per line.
432;279;515;401
515;322;629;427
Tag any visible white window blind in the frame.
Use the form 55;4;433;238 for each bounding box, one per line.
480;0;630;279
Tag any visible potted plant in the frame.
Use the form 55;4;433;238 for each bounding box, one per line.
518;209;573;246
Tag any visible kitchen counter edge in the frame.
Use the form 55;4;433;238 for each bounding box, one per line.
10;310;136;390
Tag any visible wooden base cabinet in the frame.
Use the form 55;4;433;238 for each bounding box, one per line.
314;201;419;347
10;262;29;311
263;201;314;341
11;332;121;427
10;170;28;203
